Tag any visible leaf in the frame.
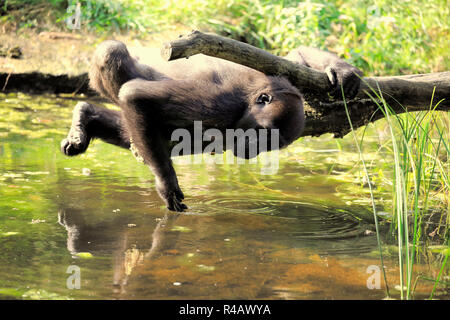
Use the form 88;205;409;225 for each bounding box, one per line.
428;246;450;256
197;264;215;272
0;288;24;298
171;226;192;233
22;289;72;300
1;232;20;237
75;252;93;259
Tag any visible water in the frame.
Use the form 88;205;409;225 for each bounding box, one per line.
0;93;440;299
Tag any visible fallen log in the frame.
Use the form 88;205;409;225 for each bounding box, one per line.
0;72;92;96
162;31;450;137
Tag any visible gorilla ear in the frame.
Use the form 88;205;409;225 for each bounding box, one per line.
256;93;272;105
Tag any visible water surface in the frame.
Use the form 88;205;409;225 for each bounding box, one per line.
0;93;439;299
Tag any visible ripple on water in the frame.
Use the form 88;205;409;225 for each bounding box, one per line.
195;198;367;241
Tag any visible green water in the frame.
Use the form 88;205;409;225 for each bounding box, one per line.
0;93;440;299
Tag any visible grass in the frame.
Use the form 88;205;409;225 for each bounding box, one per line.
344;81;449;299
341;85;390;298
1;0;448;75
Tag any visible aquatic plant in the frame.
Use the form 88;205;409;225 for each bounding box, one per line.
344;80;449;299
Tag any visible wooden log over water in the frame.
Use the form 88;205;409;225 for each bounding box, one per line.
163;31;450;137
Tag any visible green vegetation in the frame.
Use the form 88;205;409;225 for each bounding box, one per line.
1;0;448;75
343;85;449;299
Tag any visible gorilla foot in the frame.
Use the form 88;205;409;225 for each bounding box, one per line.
60;132;89;156
61;102;92;156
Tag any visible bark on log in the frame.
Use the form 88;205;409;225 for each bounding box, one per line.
162;30;450;138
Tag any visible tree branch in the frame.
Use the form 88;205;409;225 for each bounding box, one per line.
162;30;450;138
161;30;332;93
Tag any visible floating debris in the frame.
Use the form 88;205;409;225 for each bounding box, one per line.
23;171;49;175
22;289;72;300
428;245;450;256
30;219;46;224
197;264;215;272
1;232;20;237
171;226;192;233
74;252;93;259
394;285;407;291
376;211;391;218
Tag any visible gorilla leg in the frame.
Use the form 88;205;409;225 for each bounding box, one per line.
88;40;159;103
61;101;130;156
62;40;156;156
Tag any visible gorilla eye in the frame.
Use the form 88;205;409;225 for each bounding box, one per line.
256;93;272;105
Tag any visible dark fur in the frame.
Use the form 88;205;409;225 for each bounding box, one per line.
61;40;362;211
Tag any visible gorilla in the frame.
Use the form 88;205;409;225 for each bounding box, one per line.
61;40;362;211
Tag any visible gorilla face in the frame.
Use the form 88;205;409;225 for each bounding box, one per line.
233;78;305;159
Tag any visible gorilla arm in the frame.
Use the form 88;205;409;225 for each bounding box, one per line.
118;79;189;212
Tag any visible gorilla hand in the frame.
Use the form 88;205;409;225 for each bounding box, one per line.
155;176;187;212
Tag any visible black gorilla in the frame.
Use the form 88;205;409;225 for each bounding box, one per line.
61;40;362;211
